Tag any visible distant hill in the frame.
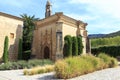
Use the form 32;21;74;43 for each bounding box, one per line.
88;34;106;39
89;30;120;39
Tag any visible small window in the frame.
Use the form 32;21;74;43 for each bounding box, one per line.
10;33;14;39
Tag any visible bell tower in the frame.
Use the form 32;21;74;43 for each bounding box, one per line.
45;0;52;18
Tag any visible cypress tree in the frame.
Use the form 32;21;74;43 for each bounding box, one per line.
77;36;83;55
72;37;78;56
3;36;9;63
18;38;22;60
64;35;72;57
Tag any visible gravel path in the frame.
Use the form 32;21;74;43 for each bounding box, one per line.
0;67;120;80
70;67;120;80
0;70;55;80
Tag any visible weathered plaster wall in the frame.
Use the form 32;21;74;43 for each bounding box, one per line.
0;15;23;61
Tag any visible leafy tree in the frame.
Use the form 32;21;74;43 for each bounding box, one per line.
77;36;83;55
18;38;22;60
72;37;78;56
3;36;9;63
64;35;72;57
21;14;38;59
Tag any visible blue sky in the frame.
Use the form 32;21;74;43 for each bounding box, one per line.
0;0;120;34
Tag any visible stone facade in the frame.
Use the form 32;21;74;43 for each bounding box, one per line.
32;12;90;61
0;12;23;61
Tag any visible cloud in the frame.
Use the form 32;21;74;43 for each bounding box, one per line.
69;0;120;18
65;13;99;22
67;0;120;34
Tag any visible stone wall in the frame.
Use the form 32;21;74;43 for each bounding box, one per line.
32;13;89;61
0;15;23;61
32;22;57;60
62;23;87;54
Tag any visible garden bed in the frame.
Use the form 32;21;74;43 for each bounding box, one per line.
0;59;53;70
55;53;118;79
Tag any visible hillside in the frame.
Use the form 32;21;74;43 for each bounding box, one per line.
104;30;120;38
89;30;120;39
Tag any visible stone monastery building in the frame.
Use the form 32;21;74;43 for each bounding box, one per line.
0;0;90;61
32;1;90;61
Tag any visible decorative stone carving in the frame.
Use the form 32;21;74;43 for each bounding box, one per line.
83;30;88;37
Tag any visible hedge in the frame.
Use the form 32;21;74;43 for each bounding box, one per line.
64;35;83;57
91;46;120;57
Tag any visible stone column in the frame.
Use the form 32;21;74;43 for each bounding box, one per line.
82;30;88;54
55;22;63;60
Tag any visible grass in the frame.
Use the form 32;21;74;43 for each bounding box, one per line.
98;53;118;68
55;53;118;79
23;65;54;75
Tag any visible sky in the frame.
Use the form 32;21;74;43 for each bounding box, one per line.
0;0;120;34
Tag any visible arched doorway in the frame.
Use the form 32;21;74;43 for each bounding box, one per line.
44;46;50;59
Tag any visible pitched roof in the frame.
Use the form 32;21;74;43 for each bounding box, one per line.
0;12;23;21
36;12;86;25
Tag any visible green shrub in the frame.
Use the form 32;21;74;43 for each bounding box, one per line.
17;60;28;69
28;59;53;67
81;55;105;70
0;59;54;70
18;38;23;60
23;65;54;75
110;57;118;67
3;36;9;63
42;59;54;65
91;46;120;57
98;53;118;68
0;62;12;70
55;60;69;79
28;59;42;67
55;56;103;79
55;54;118;79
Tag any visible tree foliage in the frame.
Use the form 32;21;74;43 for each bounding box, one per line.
3;36;9;63
21;14;37;51
18;38;22;60
72;37;78;56
21;14;38;59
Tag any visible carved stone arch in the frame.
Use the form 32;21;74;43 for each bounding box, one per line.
44;46;50;59
42;43;51;59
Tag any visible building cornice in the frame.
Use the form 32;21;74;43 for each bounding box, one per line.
35;12;87;29
0;12;23;21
